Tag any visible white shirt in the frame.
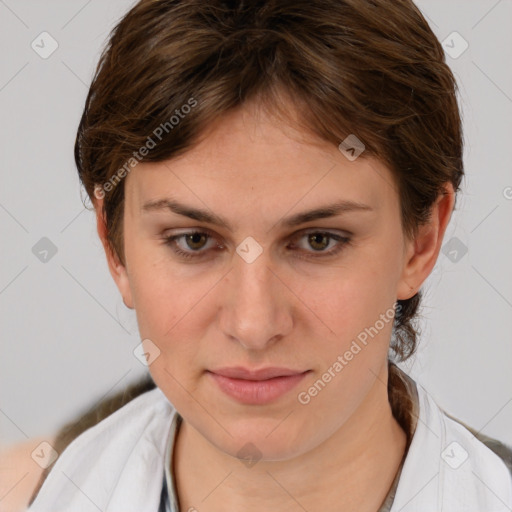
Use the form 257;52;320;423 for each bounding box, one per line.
27;377;512;512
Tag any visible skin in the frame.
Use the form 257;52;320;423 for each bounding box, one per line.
96;98;454;512
0;437;54;512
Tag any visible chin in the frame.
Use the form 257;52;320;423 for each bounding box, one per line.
205;417;316;463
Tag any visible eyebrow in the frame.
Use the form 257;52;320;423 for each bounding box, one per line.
141;198;373;230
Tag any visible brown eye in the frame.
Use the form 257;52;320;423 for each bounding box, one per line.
163;230;219;260
308;233;330;251
184;232;209;250
289;230;352;260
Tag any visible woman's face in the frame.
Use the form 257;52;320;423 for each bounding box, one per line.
108;101;419;461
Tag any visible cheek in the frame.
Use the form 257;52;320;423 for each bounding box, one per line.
293;272;397;425
131;269;205;351
304;253;398;339
297;243;401;388
128;259;210;407
303;281;394;375
126;245;218;370
125;236;191;334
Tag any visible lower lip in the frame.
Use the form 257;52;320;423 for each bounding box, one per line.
207;371;310;405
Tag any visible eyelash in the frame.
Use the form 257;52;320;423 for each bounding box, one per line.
163;229;351;261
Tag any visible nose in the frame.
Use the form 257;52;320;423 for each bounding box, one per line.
217;246;293;351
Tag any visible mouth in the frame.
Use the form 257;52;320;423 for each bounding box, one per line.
206;367;311;405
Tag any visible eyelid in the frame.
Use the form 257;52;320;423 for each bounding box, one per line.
164;228;222;249
289;227;353;241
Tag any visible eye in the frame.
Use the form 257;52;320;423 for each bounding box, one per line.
163;229;351;261
163;230;221;260
288;230;351;260
177;232;209;251
304;233;335;251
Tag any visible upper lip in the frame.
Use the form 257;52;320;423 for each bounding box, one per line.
209;366;308;381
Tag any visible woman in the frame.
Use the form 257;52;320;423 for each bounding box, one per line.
23;0;512;510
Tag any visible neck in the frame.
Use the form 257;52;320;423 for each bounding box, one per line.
173;362;407;512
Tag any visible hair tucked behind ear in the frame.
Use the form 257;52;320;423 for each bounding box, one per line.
392;292;423;362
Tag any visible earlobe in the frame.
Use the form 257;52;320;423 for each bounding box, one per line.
397;183;455;300
93;196;135;310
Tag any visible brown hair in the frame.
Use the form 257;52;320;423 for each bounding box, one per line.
75;0;464;362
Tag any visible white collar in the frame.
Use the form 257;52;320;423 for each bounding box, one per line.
391;382;512;511
28;386;174;512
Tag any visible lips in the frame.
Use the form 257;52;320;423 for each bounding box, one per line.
207;366;311;405
210;366;306;380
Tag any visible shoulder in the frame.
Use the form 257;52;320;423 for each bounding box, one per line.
390;364;512;480
0;437;56;512
28;386;176;511
45;385;172;462
390;373;512;511
442;407;512;477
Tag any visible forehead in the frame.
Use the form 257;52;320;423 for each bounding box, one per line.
125;103;398;218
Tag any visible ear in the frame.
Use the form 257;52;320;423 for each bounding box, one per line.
396;182;456;300
93;190;134;309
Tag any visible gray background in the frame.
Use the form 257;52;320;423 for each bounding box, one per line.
0;0;511;448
